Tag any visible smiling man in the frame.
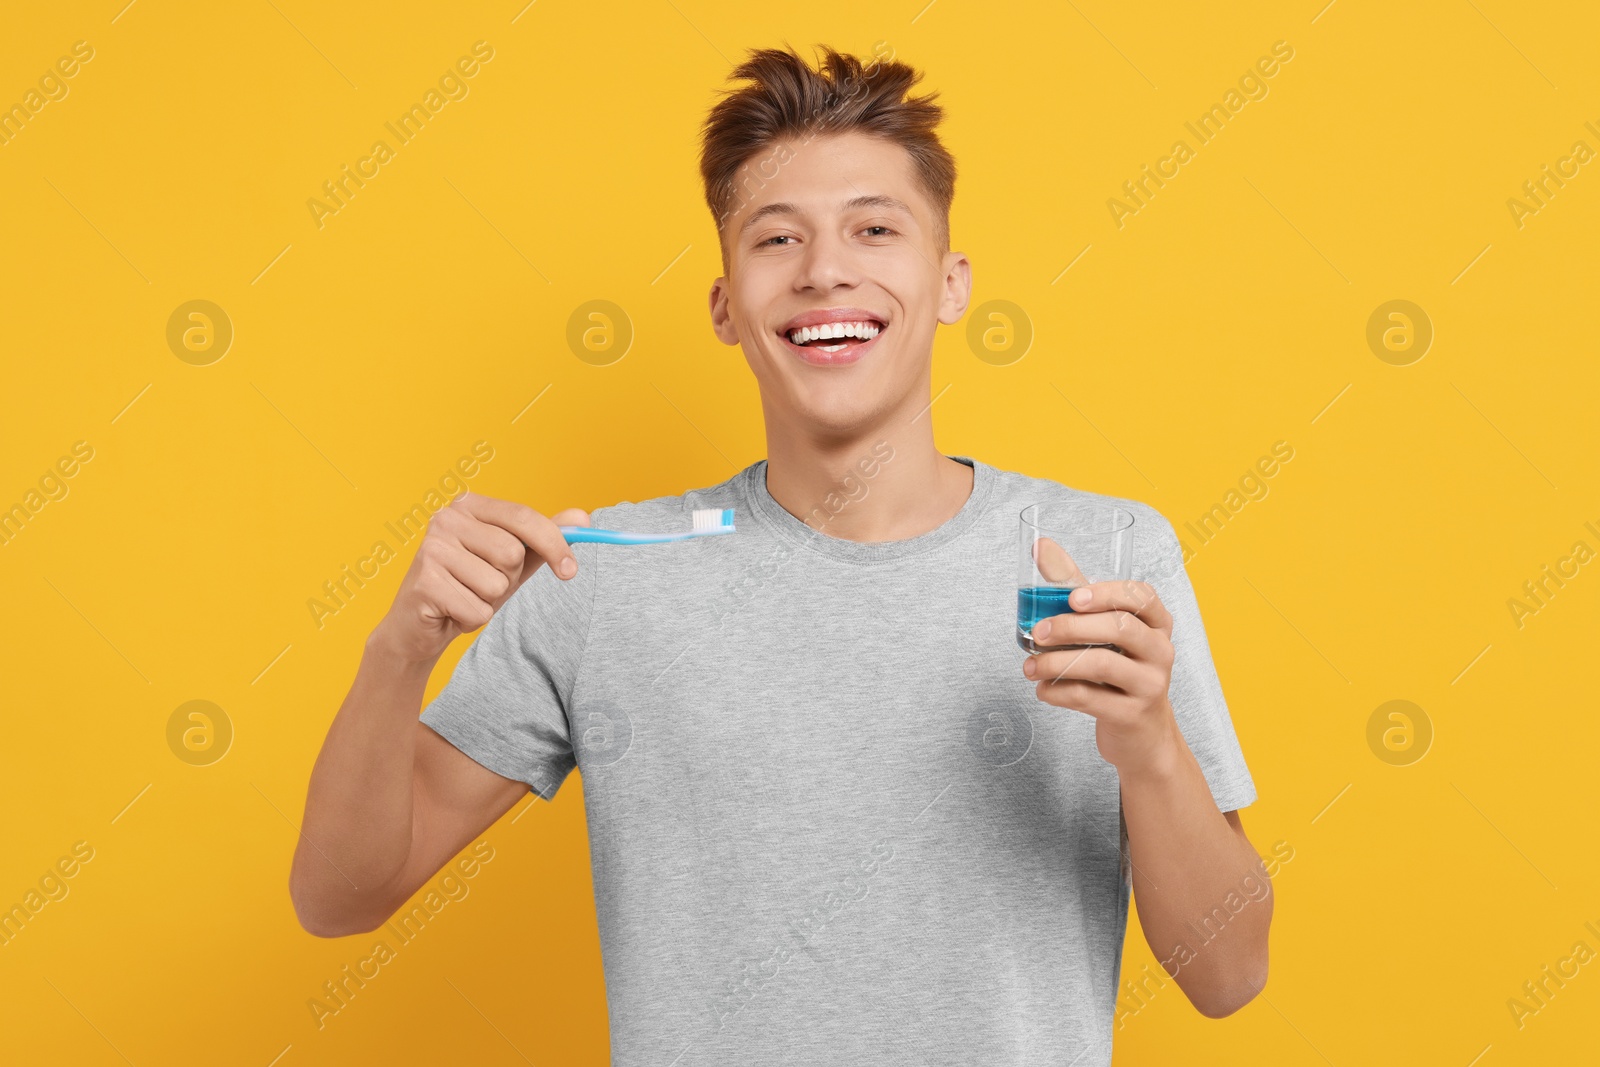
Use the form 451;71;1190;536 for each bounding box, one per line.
292;44;1271;1066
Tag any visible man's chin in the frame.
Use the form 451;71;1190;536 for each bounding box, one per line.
747;345;920;428
780;386;901;441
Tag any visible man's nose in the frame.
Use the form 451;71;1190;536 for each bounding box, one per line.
795;231;858;292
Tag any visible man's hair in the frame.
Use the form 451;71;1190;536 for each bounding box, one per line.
699;44;957;266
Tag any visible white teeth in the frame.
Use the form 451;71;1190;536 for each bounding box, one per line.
786;320;883;345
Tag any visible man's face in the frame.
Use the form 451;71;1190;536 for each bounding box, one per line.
709;130;970;440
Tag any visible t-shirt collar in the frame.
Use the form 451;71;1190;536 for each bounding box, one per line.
737;453;994;564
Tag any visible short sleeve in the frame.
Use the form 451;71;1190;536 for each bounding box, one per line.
419;539;599;801
1136;510;1257;812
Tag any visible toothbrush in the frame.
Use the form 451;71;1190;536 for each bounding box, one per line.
558;508;736;545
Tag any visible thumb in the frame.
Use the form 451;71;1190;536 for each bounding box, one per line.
1035;535;1089;587
515;507;590;589
537;508;591;583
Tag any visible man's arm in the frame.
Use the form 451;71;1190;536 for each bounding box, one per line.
289;493;588;937
1022;573;1270;1018
1118;718;1270;1017
289;628;531;937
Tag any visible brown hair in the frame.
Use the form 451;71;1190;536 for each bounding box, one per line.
699;44;957;266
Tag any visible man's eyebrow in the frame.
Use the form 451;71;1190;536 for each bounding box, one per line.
739;201;798;234
843;194;914;217
737;195;915;234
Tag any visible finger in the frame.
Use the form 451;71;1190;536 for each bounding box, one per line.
1034;535;1089;586
452;515;531;584
1064;578;1172;635
1028;645;1142;692
1032;609;1164;662
1034;676;1134;717
435;539;513;606
422;563;496;633
457;492;580;580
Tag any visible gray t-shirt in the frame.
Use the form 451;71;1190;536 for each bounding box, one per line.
420;453;1255;1066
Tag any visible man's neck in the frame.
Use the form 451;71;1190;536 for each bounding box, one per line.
762;415;975;544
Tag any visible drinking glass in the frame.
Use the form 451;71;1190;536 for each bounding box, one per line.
1016;502;1135;654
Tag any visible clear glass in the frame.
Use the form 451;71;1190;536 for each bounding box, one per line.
1017;502;1136;654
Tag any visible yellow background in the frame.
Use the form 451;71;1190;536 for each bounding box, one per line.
2;0;1596;1063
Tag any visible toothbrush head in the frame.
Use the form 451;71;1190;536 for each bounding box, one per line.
691;507;735;533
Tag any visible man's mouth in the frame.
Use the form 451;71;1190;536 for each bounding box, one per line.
785;319;883;351
776;310;889;365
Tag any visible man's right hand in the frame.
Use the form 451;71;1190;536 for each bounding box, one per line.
373;491;590;665
292;491;590;938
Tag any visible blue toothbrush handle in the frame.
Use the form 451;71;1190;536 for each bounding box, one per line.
558;527;695;545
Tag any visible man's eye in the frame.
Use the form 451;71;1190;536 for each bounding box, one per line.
863;225;897;237
760;235;794;246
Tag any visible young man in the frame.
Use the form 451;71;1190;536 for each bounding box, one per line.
292;45;1271;1064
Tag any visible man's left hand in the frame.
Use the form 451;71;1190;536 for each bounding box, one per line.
1022;556;1183;776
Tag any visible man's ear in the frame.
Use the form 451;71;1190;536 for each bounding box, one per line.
936;250;973;326
709;277;740;345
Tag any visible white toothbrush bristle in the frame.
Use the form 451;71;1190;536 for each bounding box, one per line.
690;507;735;532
